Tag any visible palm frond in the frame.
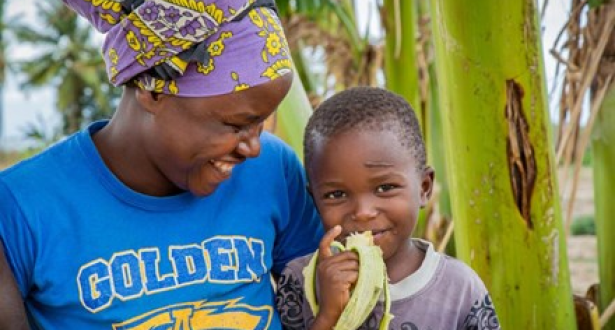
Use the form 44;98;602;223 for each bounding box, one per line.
11;2;118;135
10;24;61;45
18;53;64;87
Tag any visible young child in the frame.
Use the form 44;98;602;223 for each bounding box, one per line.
275;87;501;330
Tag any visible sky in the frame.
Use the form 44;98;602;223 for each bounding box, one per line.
0;0;571;150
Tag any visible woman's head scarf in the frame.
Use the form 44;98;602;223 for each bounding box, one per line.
63;0;293;97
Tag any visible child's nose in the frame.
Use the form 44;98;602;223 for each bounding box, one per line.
351;198;379;221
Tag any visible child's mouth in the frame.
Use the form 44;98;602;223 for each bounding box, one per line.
341;229;389;244
372;230;388;242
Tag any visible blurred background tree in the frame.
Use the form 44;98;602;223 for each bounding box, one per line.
551;0;615;327
9;2;119;143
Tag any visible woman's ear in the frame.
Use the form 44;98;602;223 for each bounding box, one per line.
420;166;435;207
134;88;165;115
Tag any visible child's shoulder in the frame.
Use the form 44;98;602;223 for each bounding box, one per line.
412;240;499;327
435;254;500;329
412;238;487;292
282;253;315;278
439;254;487;288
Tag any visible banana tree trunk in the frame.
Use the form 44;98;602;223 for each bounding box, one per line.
383;0;420;120
429;0;577;328
415;0;454;252
382;0;433;238
266;69;313;160
427;62;455;255
593;83;615;330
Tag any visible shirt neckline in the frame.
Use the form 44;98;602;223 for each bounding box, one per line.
386;238;441;301
76;121;200;212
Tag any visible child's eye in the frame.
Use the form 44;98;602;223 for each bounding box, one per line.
323;190;346;199
376;184;397;193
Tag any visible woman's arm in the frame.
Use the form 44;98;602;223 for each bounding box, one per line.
0;244;29;330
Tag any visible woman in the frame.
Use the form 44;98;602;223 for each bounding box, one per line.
0;0;323;328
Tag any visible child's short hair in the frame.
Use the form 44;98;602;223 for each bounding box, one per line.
304;86;426;171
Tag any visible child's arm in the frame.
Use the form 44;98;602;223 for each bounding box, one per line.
459;268;501;330
461;291;501;330
308;226;359;330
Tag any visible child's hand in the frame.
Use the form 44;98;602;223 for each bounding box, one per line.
312;225;359;329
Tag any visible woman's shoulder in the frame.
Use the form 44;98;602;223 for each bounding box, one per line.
0;134;80;187
259;132;295;157
253;132;304;173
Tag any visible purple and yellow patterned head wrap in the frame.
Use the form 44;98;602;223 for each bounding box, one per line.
62;0;293;97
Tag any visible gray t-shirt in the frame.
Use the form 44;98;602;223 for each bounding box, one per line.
275;239;500;330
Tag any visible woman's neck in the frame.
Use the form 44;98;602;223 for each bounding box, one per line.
92;107;181;197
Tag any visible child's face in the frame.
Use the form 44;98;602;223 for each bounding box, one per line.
308;128;433;263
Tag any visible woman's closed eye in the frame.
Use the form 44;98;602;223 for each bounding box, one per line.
225;122;246;133
225;120;263;135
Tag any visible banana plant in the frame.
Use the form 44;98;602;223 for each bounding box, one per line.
267;69;313;160
593;83;615;330
269;0;370;158
429;0;577;328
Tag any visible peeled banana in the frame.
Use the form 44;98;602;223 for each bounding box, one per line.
303;231;393;330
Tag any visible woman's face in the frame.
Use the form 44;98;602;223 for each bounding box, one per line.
145;73;293;196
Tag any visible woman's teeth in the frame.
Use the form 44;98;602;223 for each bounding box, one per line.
210;160;235;175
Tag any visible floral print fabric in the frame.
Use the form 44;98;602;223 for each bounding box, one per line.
62;0;293;96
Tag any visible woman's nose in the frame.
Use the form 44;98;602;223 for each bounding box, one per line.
236;124;262;159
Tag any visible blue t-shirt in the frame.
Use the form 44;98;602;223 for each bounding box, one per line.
0;121;323;329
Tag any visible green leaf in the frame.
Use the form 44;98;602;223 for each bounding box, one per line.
11;2;119;135
588;0;606;8
273;66;313;160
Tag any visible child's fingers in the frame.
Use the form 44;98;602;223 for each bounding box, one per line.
319;225;342;258
337;269;359;287
320;252;359;271
323;268;359;288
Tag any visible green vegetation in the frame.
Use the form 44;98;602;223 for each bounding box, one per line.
571;215;596;236
430;0;576;327
10;3;120;136
593;83;615;329
582;145;593;167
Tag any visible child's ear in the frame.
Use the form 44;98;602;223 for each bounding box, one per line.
420;166;435;207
